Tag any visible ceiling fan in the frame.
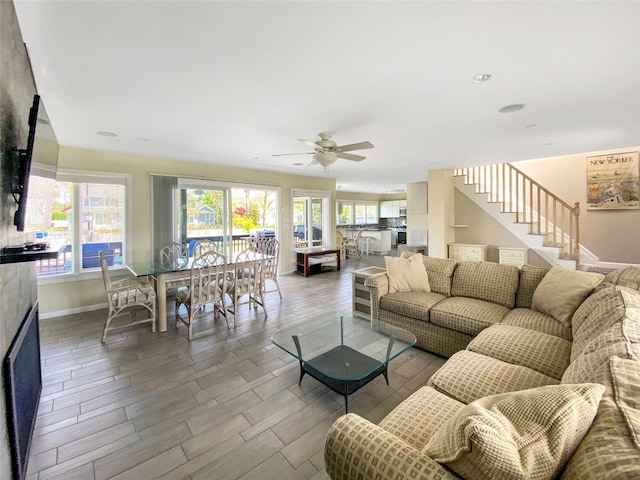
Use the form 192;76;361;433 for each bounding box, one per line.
273;132;374;168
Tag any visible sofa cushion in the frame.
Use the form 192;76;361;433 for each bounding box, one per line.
571;285;639;361
531;266;604;327
423;256;458;297
515;264;550;308
385;253;431;293
424;383;605;480
561;358;640;480
380;291;446;322
430;297;510;336
605;265;640;292
502;308;572;341
379;386;464;450
451;261;520;308
468;324;571;380
428;350;559;405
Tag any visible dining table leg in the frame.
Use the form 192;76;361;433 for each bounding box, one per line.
157;273;168;332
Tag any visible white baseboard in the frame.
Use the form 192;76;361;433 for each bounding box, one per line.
40;302;108;320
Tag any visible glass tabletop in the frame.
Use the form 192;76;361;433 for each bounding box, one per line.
126;251;270;277
271;312;416;381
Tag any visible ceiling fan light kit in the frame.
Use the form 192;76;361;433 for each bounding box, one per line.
273;132;374;169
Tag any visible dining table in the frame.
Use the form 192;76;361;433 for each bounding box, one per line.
126;251;269;332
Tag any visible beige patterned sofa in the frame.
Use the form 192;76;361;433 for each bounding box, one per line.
324;258;640;479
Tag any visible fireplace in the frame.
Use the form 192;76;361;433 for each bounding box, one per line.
3;302;42;480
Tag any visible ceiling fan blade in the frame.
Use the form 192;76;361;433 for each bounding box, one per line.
337;141;374;152
272;152;314;157
308;159;319;166
337;152;366;162
298;138;321;149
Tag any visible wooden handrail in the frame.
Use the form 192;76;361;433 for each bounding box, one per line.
454;163;580;267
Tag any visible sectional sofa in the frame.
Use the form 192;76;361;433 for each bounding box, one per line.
324;255;640;479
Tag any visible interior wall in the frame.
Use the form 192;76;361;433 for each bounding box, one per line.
37;146;336;316
454;191;551;267
515;147;640;264
0;1;39;478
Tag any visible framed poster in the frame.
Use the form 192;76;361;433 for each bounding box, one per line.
586;151;639;210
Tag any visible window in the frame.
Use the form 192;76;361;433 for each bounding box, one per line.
336;200;378;225
35;171;130;277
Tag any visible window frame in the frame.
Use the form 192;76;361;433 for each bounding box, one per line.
336;199;379;225
37;169;132;285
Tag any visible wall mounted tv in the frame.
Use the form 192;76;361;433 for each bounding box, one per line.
12;94;60;232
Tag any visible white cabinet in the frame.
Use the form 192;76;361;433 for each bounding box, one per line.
448;243;487;262
498;247;528;268
352;267;387;319
407;182;428;215
379;200;407;218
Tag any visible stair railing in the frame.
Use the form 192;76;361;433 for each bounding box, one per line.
454;163;580;266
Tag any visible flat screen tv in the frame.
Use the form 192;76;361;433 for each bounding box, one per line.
12;94;59;232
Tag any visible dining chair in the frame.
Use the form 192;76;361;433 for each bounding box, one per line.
259;238;282;299
99;251;156;343
344;230;363;258
158;242;190;292
335;230;347;261
192;239;220;258
227;248;268;321
175;251;230;340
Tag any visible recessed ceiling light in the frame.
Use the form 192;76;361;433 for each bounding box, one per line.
498;104;525;114
544;142;554;146
97;131;117;137
471;73;492;83
292;162;303;166
524;124;538;129
139;137;150;142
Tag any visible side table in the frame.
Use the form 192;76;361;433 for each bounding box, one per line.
352;267;386;319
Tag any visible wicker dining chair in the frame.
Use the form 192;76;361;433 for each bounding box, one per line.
99;251;156;343
227;248;268;321
259;238;282;299
344;230;363;258
192;239;220;258
175;251;230;340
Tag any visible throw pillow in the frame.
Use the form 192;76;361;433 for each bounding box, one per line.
531;266;604;326
385;253;430;293
424;383;605;480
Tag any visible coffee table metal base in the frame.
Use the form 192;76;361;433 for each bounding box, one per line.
292;338;391;413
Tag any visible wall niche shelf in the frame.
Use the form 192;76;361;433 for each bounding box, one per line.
0;243;64;265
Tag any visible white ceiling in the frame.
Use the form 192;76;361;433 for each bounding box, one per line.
13;1;640;193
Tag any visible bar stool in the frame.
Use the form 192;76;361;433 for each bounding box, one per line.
360;236;374;255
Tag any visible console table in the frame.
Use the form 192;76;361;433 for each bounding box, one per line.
294;247;341;277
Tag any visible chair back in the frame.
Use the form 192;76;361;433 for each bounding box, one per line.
193;239;220;258
99;250;112;291
189;251;228;307
232;248;263;296
261;238;280;280
159;242;188;268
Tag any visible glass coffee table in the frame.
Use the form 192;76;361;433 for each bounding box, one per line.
271;313;416;412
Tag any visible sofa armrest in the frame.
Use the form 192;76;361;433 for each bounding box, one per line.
365;273;389;326
324;413;458;480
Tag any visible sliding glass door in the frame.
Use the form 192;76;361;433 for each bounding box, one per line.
176;179;279;255
293;190;330;247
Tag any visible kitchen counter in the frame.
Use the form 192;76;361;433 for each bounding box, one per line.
340;228;392;254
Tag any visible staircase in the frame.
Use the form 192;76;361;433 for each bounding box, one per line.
453;163;588;269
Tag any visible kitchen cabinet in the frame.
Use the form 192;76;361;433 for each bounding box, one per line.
379;200;407;218
448;243;487;262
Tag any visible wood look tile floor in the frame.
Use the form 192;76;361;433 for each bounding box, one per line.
28;251;446;480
